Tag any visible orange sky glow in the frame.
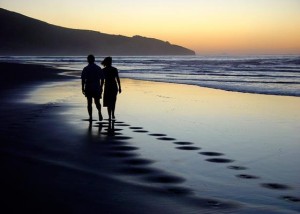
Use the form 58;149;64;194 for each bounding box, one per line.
1;0;300;54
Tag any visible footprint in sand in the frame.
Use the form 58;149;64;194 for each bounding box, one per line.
129;127;143;130
189;197;239;209
199;152;224;156
236;174;260;179
101;132;123;136
105;151;138;158
112;136;133;140
205;158;235;163
133;130;149;133
124;123;300;206
157;137;176;141
174;141;194;145
109;145;139;151
161;186;194;196
261;183;292;190
280;196;300;203
176;146;201;151
227;166;248;170
122;158;154;166
148;133;167;137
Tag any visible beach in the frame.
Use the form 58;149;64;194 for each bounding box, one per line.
0;62;299;213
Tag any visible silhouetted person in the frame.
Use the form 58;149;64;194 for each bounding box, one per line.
101;57;121;120
81;55;104;121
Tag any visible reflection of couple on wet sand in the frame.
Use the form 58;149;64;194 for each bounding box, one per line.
81;55;121;121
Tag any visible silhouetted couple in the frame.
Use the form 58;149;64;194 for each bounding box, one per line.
81;55;121;122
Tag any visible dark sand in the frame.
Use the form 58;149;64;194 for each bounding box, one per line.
1;62;299;214
0;63;236;214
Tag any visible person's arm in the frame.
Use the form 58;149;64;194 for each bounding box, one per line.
81;79;85;95
116;69;121;93
100;70;104;96
81;68;86;95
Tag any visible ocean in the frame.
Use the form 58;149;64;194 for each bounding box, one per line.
1;55;300;97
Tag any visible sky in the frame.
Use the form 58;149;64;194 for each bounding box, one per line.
1;0;300;54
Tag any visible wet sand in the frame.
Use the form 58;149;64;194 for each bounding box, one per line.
0;62;299;213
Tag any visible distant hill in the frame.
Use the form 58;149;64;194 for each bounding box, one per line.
0;8;195;56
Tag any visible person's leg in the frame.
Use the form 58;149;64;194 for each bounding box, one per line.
94;98;102;121
107;106;112;120
111;95;117;119
111;103;116;119
87;97;93;120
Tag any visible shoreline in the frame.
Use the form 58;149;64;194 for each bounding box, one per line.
0;62;74;86
121;76;300;98
0;62;299;213
2;55;300;98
